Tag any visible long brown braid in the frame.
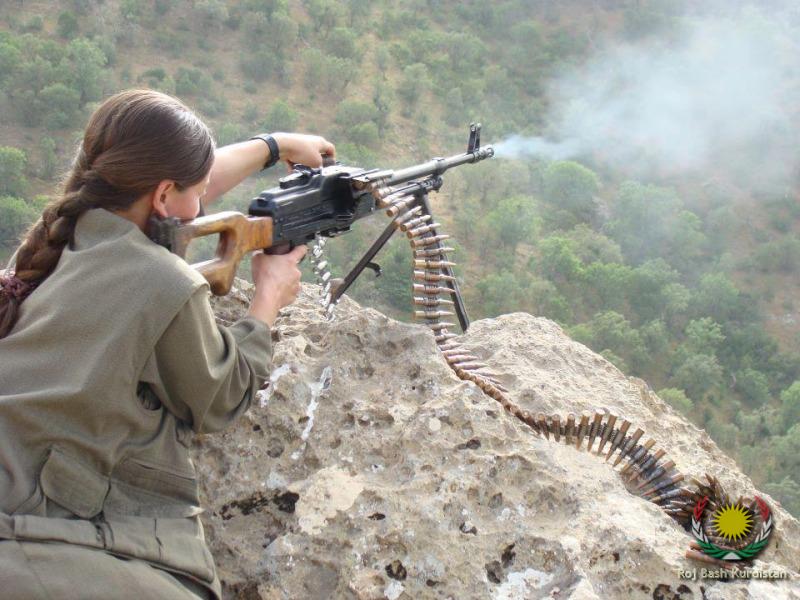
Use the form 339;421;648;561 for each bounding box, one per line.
0;89;215;338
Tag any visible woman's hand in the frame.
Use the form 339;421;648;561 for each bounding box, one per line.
247;245;307;327
273;133;336;170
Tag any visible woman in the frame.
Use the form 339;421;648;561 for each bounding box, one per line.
0;89;334;599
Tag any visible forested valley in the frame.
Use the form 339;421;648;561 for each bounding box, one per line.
1;0;799;517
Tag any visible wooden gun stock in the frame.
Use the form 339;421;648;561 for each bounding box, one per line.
173;211;274;296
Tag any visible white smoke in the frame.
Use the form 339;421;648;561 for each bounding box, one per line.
494;9;800;188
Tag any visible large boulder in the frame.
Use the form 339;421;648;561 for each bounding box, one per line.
197;281;800;599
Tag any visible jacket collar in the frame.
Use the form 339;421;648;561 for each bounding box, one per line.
73;208;146;250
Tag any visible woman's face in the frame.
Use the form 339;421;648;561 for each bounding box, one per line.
159;174;211;220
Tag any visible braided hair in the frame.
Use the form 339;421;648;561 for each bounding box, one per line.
0;89;215;338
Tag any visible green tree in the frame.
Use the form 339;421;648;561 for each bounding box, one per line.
0;147;27;196
538;236;583;283
0;41;21;85
262;100;298;132
605;182;705;271
325;27;361;62
579;262;631;315
753;238;800;274
38;137;57;179
684;318;725;356
396;63;430;116
566;224;624;265
542;161;600;229
658;388;693;414
175;67;213;96
781;382;800;427
690;272;744;323
267;12;299;59
673;353;724;401
64;38;108;104
57;11;80;39
764;477;800;518
38;83;81;129
0;196;37;245
485;195;538;253
335;100;379;130
568;311;647;374
303;0;342;35
735;368;771;406
302;48;353;94
474;269;533;317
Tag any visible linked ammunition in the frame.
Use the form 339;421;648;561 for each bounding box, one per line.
413;260;457;270
630;449;667;482
413;283;456;296
538;414;549;440
386;197;416;216
400;214;432;232
587;412;604;452
637;460;677;490
620;439;656;475
641;473;685;497
650;485;692;504
576;413;590;450
596;414;617;455
551;414;561;442
413;296;455;307
606;419;631;461
427;322;456;331
613;428;644;467
407;223;442;238
411;234;451;248
566;414;576;445
414;246;455;258
413;271;456;283
444;354;478;363
393;206;423;227
437;341;461;352
392;206;422;228
452;362;486;370
434;332;457;343
414;310;454;319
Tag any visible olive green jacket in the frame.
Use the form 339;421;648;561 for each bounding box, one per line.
0;208;273;598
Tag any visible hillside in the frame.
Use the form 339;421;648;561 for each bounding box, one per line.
1;0;799;519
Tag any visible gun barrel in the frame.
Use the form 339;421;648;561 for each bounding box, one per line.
360;146;494;188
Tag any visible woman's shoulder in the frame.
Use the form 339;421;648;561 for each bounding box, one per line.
72;208;209;299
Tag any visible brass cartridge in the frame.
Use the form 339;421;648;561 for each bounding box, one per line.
411;234;451;248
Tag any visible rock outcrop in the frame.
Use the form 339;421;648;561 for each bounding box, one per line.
197;281;800;599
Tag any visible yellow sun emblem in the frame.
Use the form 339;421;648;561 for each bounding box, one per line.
711;504;753;542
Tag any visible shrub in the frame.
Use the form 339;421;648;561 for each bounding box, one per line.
0;147;28;196
57;11;80;39
175;67;213;96
0;196;37;245
262;100;298;132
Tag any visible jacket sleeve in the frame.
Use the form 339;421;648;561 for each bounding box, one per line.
139;287;273;433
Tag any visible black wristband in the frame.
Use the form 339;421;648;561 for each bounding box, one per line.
250;134;280;170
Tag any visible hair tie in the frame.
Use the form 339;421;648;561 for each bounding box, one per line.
0;273;36;301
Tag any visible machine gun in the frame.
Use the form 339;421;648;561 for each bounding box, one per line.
149;124;493;332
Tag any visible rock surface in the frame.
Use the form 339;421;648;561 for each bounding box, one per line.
197;281;800;600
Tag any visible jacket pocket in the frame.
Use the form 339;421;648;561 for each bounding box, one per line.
104;458;202;518
38;446;110;519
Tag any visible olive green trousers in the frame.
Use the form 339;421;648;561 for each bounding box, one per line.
0;540;211;599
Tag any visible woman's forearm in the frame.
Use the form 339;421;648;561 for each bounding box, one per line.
203;139;273;206
203;133;335;207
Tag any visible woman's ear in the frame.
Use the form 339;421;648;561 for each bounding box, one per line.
151;180;174;218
